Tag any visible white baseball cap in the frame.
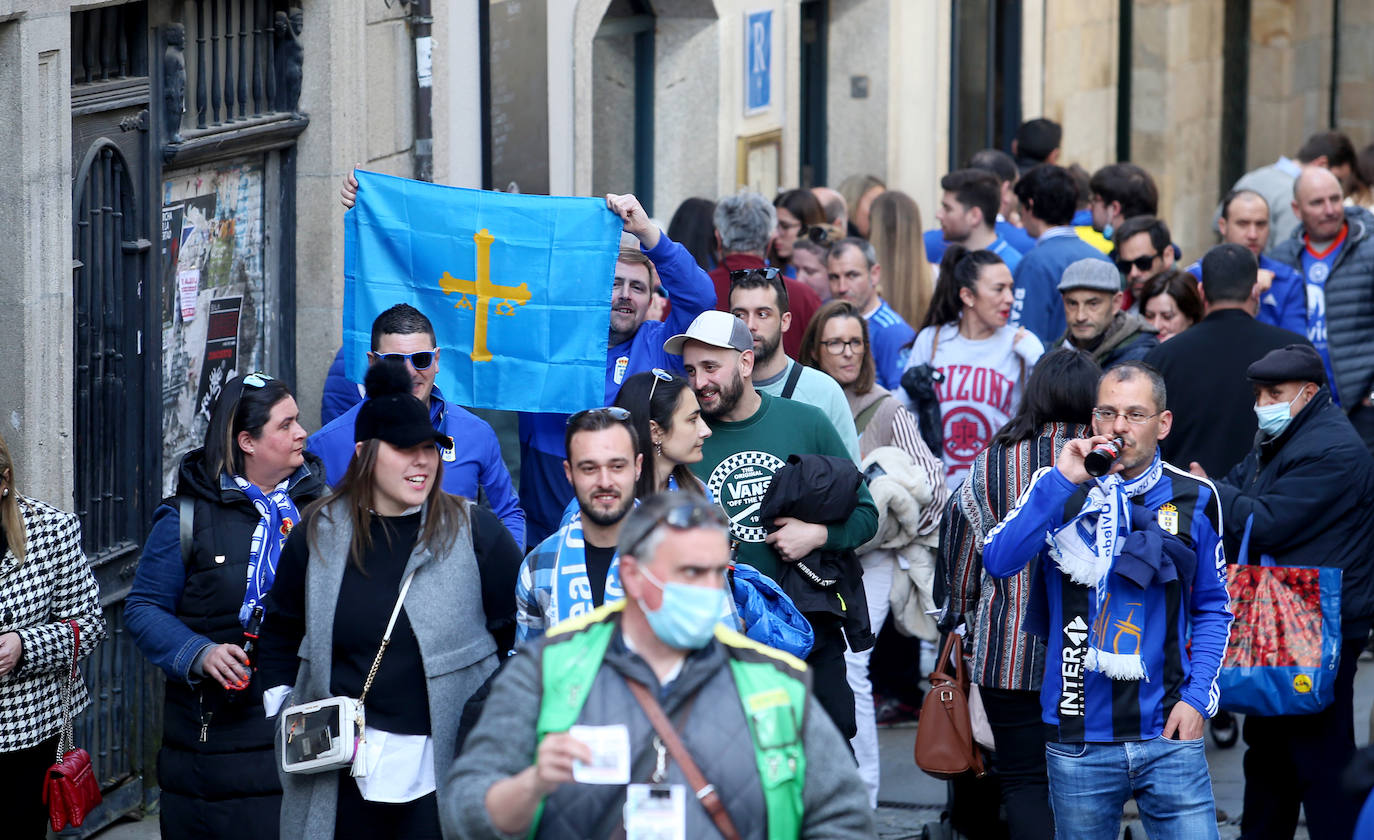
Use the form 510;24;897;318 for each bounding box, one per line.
663;310;754;355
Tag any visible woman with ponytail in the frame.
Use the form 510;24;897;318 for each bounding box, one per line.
256;359;522;839
900;245;1044;489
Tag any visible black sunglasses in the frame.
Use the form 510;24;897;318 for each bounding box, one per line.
566;406;633;427
728;266;782;285
1115;254;1158;273
372;350;437;371
623;501;728;557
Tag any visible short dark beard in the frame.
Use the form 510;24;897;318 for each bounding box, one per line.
754;331;782;366
581;492;634;527
700;369;745;420
608;326;635;347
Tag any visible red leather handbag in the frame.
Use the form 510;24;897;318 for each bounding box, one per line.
42;620;102;831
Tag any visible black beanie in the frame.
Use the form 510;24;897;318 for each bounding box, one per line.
355;358;452;449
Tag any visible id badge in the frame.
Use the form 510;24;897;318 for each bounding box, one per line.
623;783;686;840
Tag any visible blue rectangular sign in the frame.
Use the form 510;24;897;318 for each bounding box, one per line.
745;10;772;114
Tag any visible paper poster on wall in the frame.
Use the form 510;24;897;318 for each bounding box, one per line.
160;159;267;495
744;9;773;115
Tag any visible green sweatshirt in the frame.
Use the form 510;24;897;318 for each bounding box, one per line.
692;391;878;581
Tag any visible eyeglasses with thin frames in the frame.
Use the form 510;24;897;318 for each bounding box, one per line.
1091;408;1159;425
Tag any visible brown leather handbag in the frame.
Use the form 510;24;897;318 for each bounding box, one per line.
43;620;102;831
914;632;985;779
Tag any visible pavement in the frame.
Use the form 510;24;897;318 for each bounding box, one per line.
93;658;1374;840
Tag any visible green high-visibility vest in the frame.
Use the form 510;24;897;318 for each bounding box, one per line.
528;600;809;839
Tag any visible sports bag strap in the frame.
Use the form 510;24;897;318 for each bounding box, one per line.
625;678;742;840
178;495;194;566
358;570;417;705
780;361;804;400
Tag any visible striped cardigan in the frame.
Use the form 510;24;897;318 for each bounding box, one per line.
939;421;1088;690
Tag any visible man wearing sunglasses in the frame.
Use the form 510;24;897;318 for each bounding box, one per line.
1113;216;1177;312
447;492;874;838
307;303;526;545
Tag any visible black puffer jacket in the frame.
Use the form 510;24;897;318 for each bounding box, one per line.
1218;388;1374;639
1272;206;1374;448
159;448;326;838
758;454;875;653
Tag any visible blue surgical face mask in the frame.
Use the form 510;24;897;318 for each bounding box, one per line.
637;565;726;650
1254;388;1311;438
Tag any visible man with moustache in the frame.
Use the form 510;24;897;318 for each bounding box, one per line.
668;311;878;739
983;362;1232;839
728;267;860;461
515;407;642;642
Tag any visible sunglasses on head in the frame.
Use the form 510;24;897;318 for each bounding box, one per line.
728;266;782;285
566;406;633;427
805;225;837;246
648;368;673;404
241;372;274;388
623;500;728;557
1115;253;1158;273
372;350;437;371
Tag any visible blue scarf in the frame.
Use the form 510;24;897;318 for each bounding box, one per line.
1046;452;1165;680
232;475;301;627
549;497;629;625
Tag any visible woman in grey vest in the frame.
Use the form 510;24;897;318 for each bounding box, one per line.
256;359;521;839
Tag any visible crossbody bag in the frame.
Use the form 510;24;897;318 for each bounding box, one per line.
279;570;416;775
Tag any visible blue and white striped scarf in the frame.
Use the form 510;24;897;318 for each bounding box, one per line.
232;475;300;627
548;499;629;625
1046;452;1164;680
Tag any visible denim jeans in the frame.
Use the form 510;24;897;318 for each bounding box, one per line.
1045;736;1218;840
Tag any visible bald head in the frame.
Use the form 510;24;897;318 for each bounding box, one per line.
812;186;848;230
1292;166;1346;245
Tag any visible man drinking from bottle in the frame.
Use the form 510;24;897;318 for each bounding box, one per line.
981;361;1233;840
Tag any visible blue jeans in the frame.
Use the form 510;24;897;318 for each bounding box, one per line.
1045;737;1218;840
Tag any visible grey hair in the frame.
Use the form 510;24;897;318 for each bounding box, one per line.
1103;361;1167;412
713;192;777;255
829;236;878;269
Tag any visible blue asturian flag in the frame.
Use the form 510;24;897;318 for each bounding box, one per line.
344;171;619;414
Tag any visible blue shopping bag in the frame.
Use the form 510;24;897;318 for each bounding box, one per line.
1217;514;1342;716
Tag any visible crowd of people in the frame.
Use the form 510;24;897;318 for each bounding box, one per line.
8;118;1374;839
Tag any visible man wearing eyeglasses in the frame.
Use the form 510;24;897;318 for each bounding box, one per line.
446;492;874;839
983;361;1231;839
307;303;526;545
1057;258;1158;371
1113;216;1177;312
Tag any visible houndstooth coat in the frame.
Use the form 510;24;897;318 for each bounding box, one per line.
0;495;106;752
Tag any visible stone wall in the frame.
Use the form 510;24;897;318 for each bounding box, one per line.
1130;0;1225;261
1334;0;1374;152
1246;0;1334;170
0;5;74;508
1039;0;1119;175
293;0;415;429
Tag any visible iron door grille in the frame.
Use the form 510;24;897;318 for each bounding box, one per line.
73;142;144;566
